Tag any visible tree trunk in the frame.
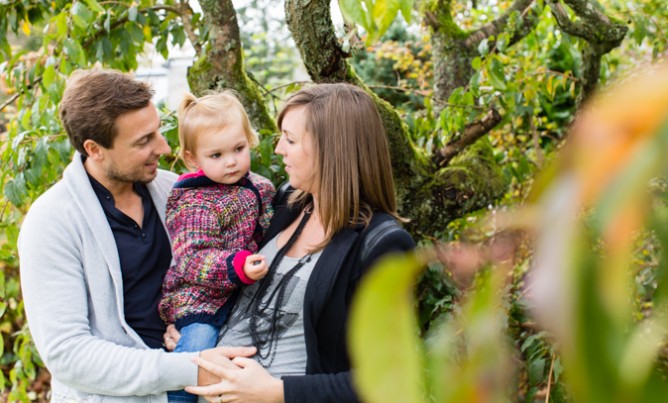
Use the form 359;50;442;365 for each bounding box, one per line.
188;0;276;133
431;32;476;111
285;0;507;232
549;0;628;106
426;2;475;108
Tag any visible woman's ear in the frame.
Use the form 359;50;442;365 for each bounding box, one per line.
183;150;198;170
83;139;104;161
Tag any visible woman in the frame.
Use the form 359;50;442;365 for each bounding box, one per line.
165;83;415;402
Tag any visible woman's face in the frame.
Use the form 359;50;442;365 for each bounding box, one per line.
275;106;317;194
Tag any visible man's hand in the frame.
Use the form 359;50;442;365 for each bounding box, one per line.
197;346;257;386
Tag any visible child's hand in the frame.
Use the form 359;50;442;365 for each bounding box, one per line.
244;254;268;281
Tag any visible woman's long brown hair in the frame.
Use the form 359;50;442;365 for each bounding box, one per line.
277;83;401;249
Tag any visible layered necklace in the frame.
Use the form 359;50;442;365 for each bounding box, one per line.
248;209;313;367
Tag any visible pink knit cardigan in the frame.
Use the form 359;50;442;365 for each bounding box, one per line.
158;170;275;328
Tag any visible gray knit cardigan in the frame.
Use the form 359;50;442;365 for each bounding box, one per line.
19;153;197;402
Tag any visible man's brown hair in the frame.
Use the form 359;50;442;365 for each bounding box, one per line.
277;83;400;248
59;68;154;155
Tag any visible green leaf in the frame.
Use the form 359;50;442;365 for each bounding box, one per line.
83;0;105;13
55;13;68;37
63;38;86;65
488;57;507;90
128;5;138;22
528;357;546;386
8;8;19;32
0;305;4;358
349;252;425;403
171;26;186;47
339;0;372;33
71;2;93;29
24;166;42;187
372;0;400;41
59;55;73;76
4;175;27;207
147;9;161;26
95;39;105;61
448;87;464;105
470;71;481;97
104;11;111;32
20;110;32;131
552;357;563;382
398;0;413;22
155;35;168;59
478;38;489;56
463;91;474;106
117;28;133;53
497;32;509;52
633;16;648;46
42;64;56;88
126;23;144;44
472;56;481;71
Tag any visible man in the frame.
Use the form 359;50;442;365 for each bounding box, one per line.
18;68;252;402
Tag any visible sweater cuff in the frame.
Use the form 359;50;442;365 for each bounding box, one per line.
232;250;254;284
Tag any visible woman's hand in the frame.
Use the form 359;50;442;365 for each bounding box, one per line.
163;325;257;388
186;355;284;403
198;347;257;387
163;324;180;351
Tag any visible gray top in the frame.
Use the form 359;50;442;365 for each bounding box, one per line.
218;234;322;377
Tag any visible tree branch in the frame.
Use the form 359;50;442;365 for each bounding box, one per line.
563;0;612;24
549;0;590;38
547;0;628;104
81;17;127;49
434;108;502;167
423;11;441;32
178;0;201;54
548;0;627;47
285;0;352;83
0;92;20;113
0;77;42;113
465;0;538;49
81;5;182;50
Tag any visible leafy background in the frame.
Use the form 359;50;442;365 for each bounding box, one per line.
1;0;668;401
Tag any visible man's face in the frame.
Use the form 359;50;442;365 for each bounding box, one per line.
103;102;171;184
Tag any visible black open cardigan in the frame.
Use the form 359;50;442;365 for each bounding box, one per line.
262;189;415;403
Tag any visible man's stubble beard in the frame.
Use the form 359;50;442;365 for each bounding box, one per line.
106;160;155;184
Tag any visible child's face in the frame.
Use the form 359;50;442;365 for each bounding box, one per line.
185;120;251;185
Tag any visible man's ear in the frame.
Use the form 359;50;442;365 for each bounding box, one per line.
183;150;198;170
83;139;104;161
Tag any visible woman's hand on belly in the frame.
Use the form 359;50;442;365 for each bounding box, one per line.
187;355;285;403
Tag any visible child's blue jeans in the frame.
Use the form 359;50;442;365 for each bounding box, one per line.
168;322;220;403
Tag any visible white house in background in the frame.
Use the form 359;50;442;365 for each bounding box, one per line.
136;42;196;110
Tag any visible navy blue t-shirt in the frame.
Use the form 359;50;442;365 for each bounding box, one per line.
88;174;172;349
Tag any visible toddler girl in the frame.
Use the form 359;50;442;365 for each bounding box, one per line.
159;91;275;402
